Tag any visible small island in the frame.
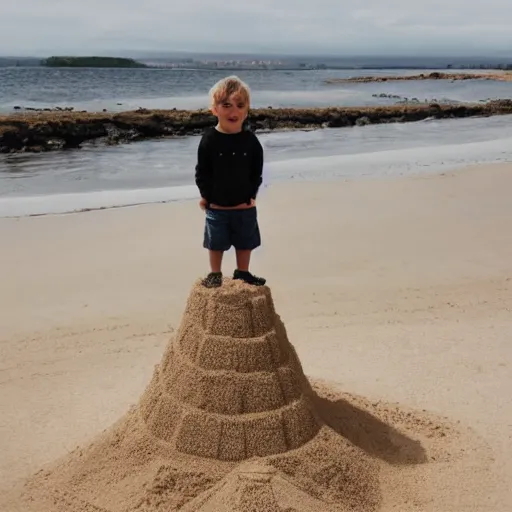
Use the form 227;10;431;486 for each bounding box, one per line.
41;56;148;68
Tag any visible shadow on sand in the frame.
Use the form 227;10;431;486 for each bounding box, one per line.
276;315;428;465
312;392;428;465
275;314;428;466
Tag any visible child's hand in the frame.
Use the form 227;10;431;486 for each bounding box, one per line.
199;198;208;210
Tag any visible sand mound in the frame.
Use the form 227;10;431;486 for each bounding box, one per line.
11;279;492;512
138;279;320;460
181;459;339;511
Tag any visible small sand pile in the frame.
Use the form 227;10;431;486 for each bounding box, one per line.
180;460;339;511
13;279;491;512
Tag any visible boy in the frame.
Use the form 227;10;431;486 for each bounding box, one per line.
194;76;266;288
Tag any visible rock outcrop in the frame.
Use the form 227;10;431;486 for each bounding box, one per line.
1;100;512;154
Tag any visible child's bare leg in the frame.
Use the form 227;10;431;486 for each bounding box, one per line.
202;250;224;288
209;250;224;273
235;249;251;272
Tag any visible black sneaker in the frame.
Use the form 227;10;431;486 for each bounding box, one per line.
202;272;222;288
233;269;266;286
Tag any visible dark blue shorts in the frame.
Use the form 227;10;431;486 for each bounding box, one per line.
203;207;261;251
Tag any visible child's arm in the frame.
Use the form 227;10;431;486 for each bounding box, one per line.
250;136;264;201
194;135;213;207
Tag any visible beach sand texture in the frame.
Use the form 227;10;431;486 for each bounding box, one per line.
1;163;511;510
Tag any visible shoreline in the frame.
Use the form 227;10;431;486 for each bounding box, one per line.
3;139;512;219
3;117;512;219
2;100;512;154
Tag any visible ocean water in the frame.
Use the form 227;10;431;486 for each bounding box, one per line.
1;67;511;113
1;67;512;217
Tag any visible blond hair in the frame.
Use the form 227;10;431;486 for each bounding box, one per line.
209;75;251;107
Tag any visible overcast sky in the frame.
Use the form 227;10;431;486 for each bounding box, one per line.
2;0;512;57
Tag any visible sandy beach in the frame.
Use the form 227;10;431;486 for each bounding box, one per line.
1;163;511;510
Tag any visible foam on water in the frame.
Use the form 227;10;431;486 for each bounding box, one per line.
265;136;512;181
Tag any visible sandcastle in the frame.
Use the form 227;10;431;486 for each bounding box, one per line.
14;278;470;512
139;278;320;461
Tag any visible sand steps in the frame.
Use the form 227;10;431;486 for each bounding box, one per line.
139;279;321;461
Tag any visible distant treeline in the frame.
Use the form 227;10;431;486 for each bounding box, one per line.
41;56;148;68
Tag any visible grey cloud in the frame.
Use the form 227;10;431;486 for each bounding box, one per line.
1;0;511;56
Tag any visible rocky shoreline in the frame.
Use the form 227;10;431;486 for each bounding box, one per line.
1;101;512;154
325;71;512;83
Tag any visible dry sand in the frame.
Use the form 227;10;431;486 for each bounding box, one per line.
0;163;511;511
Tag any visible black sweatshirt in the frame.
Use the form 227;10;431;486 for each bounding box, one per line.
194;127;263;207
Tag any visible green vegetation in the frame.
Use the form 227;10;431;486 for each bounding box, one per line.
42;56;148;68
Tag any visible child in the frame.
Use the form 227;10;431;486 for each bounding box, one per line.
194;75;266;288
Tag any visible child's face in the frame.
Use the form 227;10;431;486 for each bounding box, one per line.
211;93;249;133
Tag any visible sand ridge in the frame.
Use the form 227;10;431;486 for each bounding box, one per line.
4;277;493;512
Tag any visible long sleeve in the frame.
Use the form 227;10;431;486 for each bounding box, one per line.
194;135;212;201
250;136;263;199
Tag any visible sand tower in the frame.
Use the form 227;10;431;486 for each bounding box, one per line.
139;278;321;461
